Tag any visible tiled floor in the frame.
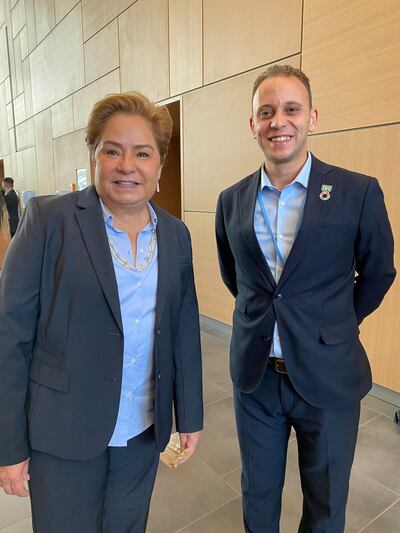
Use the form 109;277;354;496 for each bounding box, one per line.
1;324;399;532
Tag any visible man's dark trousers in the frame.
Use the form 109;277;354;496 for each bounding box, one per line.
234;367;360;533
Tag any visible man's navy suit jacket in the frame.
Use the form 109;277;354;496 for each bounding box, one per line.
0;186;203;466
4;189;19;236
216;156;395;408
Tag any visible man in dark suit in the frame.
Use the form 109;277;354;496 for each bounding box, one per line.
0;92;203;532
1;177;20;237
215;65;395;532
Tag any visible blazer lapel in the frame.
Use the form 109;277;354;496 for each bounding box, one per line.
75;186;123;332
277;157;338;289
239;170;276;289
152;205;172;327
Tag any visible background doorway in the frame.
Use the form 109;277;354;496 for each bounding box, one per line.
153;100;182;219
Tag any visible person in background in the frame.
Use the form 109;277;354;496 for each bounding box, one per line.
1;177;20;237
0;195;11;269
215;64;395;532
0;91;203;533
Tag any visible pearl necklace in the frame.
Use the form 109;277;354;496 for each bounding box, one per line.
108;230;157;272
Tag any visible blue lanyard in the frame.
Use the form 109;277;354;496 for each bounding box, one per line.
257;190;285;264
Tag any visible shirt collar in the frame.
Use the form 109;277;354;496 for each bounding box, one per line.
261;152;312;191
99;199;158;230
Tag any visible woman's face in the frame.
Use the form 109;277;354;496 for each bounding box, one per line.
93;113;162;214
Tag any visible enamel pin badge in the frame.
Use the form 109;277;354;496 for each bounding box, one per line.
319;184;333;201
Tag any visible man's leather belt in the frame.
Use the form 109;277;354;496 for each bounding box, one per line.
267;358;288;375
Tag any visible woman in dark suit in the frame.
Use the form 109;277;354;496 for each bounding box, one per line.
0;92;203;532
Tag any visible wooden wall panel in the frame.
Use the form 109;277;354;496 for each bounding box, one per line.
82;0;133;41
84;20;119;85
0;82;10;157
302;0;400;133
0;26;8;84
0;1;5;26
8;130;17;179
183;57;300;212
169;0;202;96
203;0;302;85
119;0;169;101
53;129;90;191
6;102;13;129
55;0;79;24
20;146;38;192
11;0;26;38
22;57;32;118
14;92;25;124
25;0;36;53
19;26;28;60
3;155;12;177
13;146;38;193
30;4;84;114
308;125;400;392
72;69;120;131
7;23;17;99
16;149;24;187
13;33;23;95
185;211;234;325
5;76;11;103
16;117;34;149
51;96;74;138
34;109;56;195
34;0;55;44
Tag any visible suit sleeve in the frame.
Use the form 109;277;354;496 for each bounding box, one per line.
173;229;203;433
354;177;396;324
0;198;44;465
215;192;238;297
3;193;10;210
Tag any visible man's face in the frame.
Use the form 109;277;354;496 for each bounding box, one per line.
250;75;318;167
1;181;5;192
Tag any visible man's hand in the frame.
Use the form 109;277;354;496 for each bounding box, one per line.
178;431;201;465
0;459;30;497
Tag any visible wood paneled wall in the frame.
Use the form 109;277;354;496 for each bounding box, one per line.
302;0;400;133
308;125;400;392
0;0;398;391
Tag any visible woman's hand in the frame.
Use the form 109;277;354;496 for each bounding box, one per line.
0;459;30;497
178;431;202;465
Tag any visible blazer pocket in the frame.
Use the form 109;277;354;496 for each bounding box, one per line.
234;294;248;320
30;358;70;392
319;318;359;345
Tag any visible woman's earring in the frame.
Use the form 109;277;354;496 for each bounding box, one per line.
156;181;160;193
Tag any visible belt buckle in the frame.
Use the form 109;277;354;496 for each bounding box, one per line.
274;359;287;374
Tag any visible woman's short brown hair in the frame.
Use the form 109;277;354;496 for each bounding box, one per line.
86;92;173;161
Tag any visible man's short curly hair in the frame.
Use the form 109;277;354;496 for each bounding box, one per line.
252;65;313;109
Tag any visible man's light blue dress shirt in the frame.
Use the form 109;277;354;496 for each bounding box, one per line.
101;201;158;446
254;152;312;359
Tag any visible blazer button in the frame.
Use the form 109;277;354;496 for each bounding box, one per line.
274;293;283;301
158;372;161;379
263;336;271;343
